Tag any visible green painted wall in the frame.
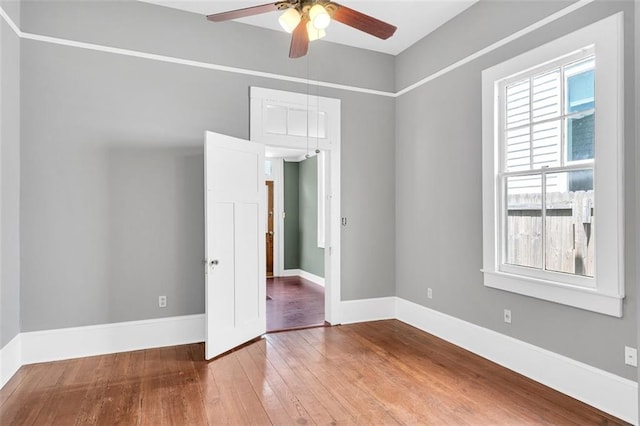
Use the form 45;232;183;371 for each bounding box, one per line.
299;156;325;277
283;157;325;277
283;161;299;269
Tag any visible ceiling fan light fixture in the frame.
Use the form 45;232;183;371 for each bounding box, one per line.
309;4;331;30
278;8;301;33
306;21;326;41
206;1;397;59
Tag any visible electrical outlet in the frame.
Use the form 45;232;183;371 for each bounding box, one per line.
503;309;512;324
159;296;167;308
625;346;637;367
427;288;433;299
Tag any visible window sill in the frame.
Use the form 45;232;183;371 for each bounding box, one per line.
482;270;623;317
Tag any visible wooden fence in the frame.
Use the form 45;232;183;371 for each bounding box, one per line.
506;190;594;277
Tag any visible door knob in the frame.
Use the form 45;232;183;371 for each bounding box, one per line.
269;231;274;236
210;260;219;266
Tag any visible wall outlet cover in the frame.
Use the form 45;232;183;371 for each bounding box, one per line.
624;346;637;367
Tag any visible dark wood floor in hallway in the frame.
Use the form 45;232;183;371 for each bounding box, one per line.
267;275;325;332
0;320;626;425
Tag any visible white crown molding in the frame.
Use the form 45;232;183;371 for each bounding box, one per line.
395;0;595;96
0;0;595;98
0;5;19;35
0;7;392;98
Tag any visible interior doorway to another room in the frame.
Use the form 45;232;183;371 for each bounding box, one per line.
251;86;341;328
265;151;326;332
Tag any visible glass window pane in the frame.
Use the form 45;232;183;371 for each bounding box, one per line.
265;105;287;135
532;120;561;168
308;111;327;139
545;170;594;277
505;175;542;269
506;127;531;171
506;79;530;129
265;159;273;177
532;69;561;122
288;108;308;137
565;57;595;114
566;112;595;162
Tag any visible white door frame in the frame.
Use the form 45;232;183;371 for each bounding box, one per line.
274;158;285;278
265;157;285;277
250;86;341;325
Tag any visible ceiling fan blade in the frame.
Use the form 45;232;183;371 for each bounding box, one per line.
289;17;309;58
331;3;397;40
206;2;281;22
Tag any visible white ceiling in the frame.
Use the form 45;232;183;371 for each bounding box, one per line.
139;0;478;55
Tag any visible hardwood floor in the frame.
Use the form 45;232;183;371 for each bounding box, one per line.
0;320;626;425
267;276;325;332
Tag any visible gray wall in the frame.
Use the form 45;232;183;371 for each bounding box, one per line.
340;92;395;300
18;0;396;331
0;0;21;348
636;0;640;405
283;161;300;270
395;0;637;380
282;157;325;277
299;156;324;277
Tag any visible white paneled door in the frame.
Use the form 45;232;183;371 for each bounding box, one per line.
204;131;266;360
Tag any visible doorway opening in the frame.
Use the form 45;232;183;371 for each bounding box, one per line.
251;86;342;329
264;150;326;332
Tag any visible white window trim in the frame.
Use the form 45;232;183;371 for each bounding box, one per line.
481;13;625;317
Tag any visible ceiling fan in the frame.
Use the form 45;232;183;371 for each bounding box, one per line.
206;1;397;59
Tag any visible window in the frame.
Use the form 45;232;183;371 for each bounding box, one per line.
265;159;273;178
481;14;624;317
502;53;595;281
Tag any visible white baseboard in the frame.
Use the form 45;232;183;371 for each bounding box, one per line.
280;269;299;277
281;269;325;287
395;298;638;425
21;314;205;365
340;297;397;324
0;334;22;389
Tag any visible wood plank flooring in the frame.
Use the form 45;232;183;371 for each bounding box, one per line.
267;276;325;332
0;320;626;425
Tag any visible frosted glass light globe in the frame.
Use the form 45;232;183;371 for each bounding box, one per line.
278;8;301;33
309;4;330;30
306;21;326;41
